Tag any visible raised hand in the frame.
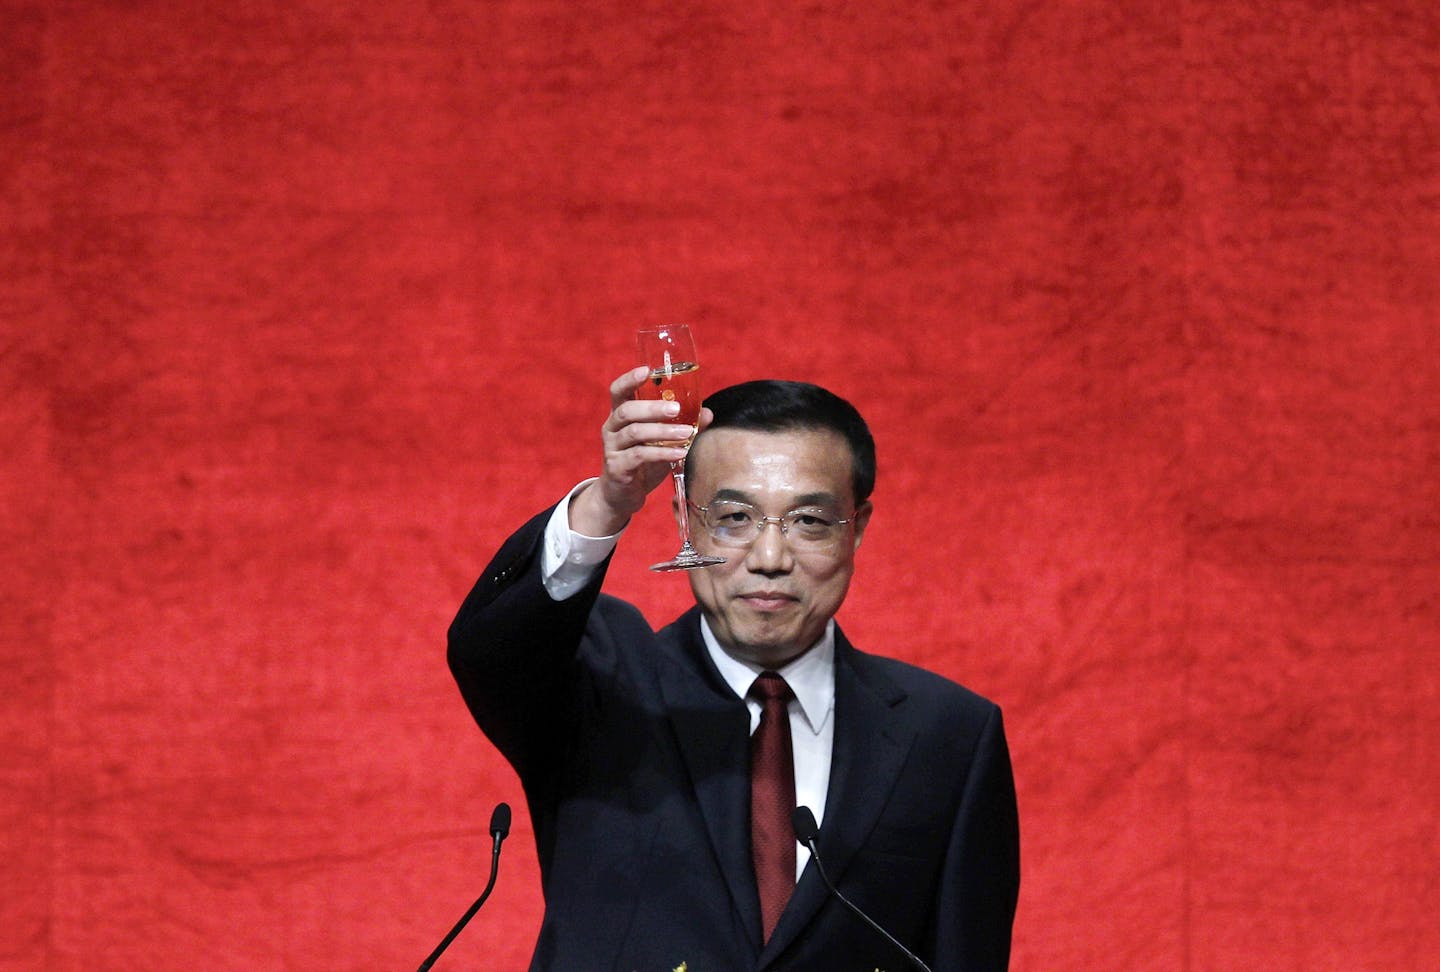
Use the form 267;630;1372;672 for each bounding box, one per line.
568;365;710;538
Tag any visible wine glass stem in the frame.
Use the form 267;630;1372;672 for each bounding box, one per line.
671;460;695;550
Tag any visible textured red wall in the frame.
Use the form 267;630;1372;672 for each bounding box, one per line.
5;2;1438;969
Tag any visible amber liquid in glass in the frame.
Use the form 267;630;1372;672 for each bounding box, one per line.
635;360;701;447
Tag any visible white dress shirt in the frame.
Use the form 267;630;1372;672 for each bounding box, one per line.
540;480;836;881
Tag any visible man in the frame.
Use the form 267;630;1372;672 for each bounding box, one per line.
449;369;1020;971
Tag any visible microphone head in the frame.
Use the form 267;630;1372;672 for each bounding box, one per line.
791;806;820;844
489;802;512;839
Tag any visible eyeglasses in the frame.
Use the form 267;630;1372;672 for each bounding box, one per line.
687;499;858;551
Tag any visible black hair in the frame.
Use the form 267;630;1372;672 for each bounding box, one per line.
693;380;876;504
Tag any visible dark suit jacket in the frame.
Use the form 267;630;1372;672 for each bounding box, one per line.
449;508;1020;971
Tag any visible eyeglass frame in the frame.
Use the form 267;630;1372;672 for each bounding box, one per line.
685;498;862;551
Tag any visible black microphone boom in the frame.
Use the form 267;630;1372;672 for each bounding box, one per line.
791;806;933;972
417;803;512;972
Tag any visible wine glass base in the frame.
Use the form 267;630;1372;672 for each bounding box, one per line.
650;553;726;572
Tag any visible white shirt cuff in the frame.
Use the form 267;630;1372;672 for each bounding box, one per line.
541;479;624;600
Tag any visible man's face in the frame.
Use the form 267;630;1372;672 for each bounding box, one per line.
681;427;871;668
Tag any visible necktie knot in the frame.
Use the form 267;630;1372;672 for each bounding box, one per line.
749;671;794;704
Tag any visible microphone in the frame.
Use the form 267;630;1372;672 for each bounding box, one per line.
791;806;933;972
417;803;512;972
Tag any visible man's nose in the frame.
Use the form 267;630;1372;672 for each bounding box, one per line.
744;519;793;572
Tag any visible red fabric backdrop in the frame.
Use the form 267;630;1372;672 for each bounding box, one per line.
4;1;1438;969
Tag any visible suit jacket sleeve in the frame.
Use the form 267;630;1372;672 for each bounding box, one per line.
930;702;1021;970
446;505;618;789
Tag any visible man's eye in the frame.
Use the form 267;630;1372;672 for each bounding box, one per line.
792;513;831;527
717;511;753;525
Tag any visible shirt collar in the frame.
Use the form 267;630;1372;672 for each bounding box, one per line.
699;614;836;737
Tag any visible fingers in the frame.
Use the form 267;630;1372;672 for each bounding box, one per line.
604;367;694;447
599;445;686;489
601;403;690;478
609;365;652;410
573;367;704;536
581;368;693;522
605;419;691;455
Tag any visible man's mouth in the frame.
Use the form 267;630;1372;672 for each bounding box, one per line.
737;591;796;612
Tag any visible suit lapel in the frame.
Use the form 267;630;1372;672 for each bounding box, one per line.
655;610;764;953
761;633;915;965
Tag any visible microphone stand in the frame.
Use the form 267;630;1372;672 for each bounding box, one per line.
417;804;511;972
792;807;933;972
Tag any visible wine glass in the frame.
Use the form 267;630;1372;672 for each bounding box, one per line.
635;325;726;572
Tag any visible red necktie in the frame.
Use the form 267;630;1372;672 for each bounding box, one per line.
749;671;796;942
